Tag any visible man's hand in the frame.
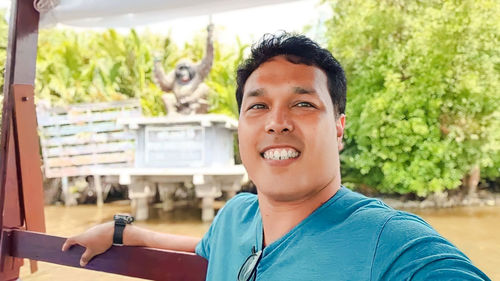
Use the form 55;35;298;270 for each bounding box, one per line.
61;221;199;267
61;221;114;267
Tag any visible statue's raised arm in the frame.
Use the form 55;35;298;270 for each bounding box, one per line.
195;23;214;82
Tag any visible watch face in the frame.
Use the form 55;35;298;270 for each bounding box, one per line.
114;214;134;224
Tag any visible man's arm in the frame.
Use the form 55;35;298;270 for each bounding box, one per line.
61;222;201;267
124;224;200;251
371;213;490;280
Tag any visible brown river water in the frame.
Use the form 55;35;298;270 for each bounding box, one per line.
19;202;500;280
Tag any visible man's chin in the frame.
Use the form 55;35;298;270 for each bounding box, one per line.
256;185;308;202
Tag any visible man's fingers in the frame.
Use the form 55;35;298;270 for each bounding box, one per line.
61;238;76;252
62;237;95;267
80;248;94;267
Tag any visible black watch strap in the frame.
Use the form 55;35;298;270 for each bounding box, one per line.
113;214;134;245
113;223;126;245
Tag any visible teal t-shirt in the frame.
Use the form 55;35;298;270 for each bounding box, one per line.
195;187;490;281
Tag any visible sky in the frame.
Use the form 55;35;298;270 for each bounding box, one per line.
0;0;331;45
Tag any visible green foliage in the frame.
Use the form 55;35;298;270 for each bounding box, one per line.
0;9;8;109
324;0;500;195
207;38;247;119
34;26;243;117
36;28;167;115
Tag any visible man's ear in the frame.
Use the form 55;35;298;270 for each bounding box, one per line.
336;114;346;151
336;114;346;138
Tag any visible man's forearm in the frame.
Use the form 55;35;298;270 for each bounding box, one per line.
123;225;201;253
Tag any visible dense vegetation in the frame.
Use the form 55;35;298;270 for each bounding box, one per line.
324;0;500;195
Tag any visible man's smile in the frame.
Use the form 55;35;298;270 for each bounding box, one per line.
258;145;302;167
261;147;300;160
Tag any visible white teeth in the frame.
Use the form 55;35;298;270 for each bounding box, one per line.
262;148;300;160
280;150;287;159
273;150;280;159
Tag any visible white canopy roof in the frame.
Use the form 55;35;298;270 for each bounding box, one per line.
37;0;302;28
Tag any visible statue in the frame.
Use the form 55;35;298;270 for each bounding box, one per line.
154;24;214;115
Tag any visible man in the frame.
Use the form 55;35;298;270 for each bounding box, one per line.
62;33;490;280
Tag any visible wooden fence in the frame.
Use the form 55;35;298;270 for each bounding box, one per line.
37;100;141;178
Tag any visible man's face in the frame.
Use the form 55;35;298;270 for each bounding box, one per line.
238;56;345;202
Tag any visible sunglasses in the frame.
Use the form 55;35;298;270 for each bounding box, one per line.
237;246;263;281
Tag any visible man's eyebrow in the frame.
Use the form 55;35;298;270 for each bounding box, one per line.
245;87;316;97
293;86;316;95
246;88;265;97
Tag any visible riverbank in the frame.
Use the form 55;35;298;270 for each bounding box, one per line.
380;190;500;209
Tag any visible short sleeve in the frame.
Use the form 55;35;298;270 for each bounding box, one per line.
371;212;490;281
195;192;257;260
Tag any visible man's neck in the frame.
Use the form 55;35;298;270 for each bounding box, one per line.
258;177;341;247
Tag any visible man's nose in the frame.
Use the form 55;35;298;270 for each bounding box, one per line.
265;108;294;134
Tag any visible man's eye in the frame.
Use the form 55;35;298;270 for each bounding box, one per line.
296;102;314;108
248;104;266;110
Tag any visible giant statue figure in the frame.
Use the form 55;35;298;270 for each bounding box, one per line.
154;24;214;115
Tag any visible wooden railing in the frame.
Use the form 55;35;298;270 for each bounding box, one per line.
3;229;207;281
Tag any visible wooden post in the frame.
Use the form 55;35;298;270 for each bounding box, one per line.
93;175;103;207
0;124;24;281
158;183;177;212
0;0;43;279
194;175;221;222
61;176;74;206
12;84;47;273
129;178;154;220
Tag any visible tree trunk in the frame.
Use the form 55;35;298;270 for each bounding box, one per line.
463;165;480;198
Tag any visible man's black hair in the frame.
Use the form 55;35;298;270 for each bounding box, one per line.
236;33;346;117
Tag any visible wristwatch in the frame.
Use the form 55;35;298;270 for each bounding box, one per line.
113;214;134;245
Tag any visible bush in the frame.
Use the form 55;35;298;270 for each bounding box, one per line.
323;0;500;195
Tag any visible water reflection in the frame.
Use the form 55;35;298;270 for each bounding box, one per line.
20;203;499;280
412;206;500;280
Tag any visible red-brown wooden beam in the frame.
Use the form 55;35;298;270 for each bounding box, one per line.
0;125;23;281
4;229;207;281
10;84;47;274
12;85;46;233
